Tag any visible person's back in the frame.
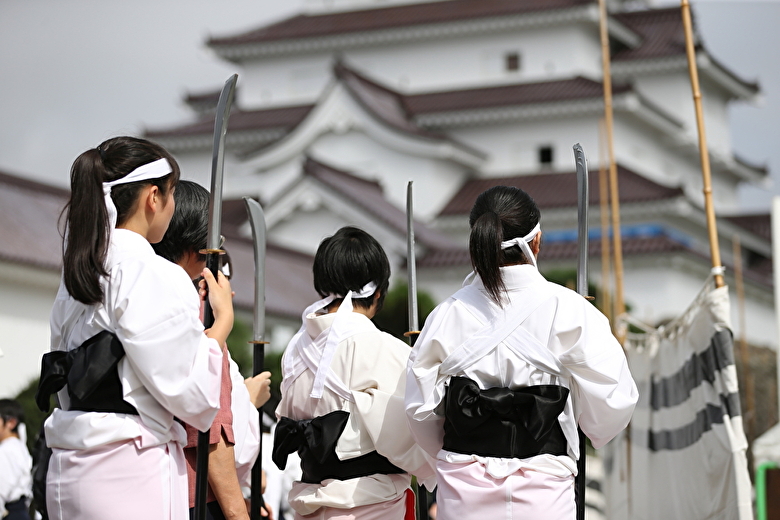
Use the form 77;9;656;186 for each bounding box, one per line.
152;180;271;520
0;399;32;520
40;137;234;520
406;186;638;520
274;226;435;520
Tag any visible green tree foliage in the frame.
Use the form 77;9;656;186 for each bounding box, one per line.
226;316;284;419
226;317;254;377
12;378;50;452
372;282;437;341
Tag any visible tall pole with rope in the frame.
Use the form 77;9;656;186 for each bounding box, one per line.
680;0;726;288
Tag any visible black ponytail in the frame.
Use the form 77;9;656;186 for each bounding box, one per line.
62;136;180;305
468;186;540;305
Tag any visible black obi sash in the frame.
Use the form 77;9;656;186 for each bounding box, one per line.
273;410;404;484
35;330;138;415
443;376;569;460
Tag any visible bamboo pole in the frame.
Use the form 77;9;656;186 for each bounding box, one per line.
680;0;725;288
598;4;632;513
598;0;626;326
598;118;614;325
732;234;755;442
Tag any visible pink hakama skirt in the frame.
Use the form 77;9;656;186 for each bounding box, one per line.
46;439;188;520
436;460;575;520
293;493;407;520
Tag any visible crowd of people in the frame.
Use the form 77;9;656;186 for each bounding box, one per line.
2;137;637;520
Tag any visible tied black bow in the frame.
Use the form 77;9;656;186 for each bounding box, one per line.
272;410;349;471
35;330;136;415
443;376;569;459
273;410;403;484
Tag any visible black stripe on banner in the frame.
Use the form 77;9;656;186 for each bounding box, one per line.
647;392;741;451
649;329;736;411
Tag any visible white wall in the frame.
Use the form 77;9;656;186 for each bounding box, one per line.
448;116;600;175
309;130;469;219
241;53;333;109
633;70;733;158
0;264;60;398
346;23;602;94
616;254;776;349
238;22;604;110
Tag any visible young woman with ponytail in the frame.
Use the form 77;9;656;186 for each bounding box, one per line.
40;137;234;520
405;186;638;520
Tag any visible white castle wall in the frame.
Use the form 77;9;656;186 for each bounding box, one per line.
0;263;60;398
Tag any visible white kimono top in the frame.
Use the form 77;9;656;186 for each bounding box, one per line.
406;264;638;479
277;307;436;516
46;229;223;451
0;436;32;514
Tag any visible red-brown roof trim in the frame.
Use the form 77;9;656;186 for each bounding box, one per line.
439;166;684;216
208;0;594;47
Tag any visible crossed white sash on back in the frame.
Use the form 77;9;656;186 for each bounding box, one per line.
282;284;377;402
439;281;579;457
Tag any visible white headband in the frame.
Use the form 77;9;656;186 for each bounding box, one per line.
500;222;541;268
102;158;173;231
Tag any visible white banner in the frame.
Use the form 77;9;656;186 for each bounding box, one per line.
602;282;752;520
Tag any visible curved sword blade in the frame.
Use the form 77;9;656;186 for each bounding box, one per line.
573;143;589;297
243;197;267;343
207;73;238;250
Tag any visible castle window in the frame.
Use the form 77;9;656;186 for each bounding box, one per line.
539;146;554;166
505;52;521;72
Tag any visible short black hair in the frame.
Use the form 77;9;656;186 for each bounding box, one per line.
0;399;24;433
152;180;209;264
313;226;391;312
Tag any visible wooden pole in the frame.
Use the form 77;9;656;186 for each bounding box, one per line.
732;234;755;442
680;0;725;288
598;118;613;325
598;0;626;325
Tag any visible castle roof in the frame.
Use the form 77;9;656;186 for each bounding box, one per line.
439;166;684;216
208;0;593;50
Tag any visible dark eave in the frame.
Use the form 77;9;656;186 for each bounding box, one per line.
725;213;771;243
335;63;486;158
405;76;629;116
303;156;459;250
0;171;68;271
418;233;773;287
612;7;687;62
439;166;683;216
222;231;318;318
184;88;224;114
145;104;314;139
612;7;758;95
208;0;594;47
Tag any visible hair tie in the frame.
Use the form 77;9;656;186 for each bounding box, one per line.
332;281;377;300
500;222;541;268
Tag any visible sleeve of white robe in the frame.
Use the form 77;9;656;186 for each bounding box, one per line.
556;297;639;449
350;332;437;490
405;300;454;460
108;256;223;432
